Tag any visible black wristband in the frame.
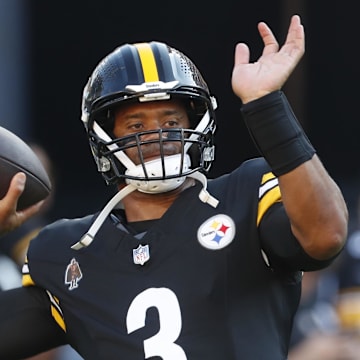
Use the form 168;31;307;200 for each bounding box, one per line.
241;91;315;176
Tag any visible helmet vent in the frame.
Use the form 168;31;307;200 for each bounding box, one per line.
172;48;203;84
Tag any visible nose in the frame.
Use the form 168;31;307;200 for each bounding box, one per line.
140;128;160;139
139;129;183;145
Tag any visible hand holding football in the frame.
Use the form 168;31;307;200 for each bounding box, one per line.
0;126;52;211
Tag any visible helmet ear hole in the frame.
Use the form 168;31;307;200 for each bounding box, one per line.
93;110;115;137
182;98;209;129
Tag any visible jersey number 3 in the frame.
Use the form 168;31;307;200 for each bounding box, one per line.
126;287;187;359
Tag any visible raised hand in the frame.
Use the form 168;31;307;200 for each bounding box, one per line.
231;14;305;104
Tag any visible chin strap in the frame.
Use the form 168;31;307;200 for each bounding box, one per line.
71;171;219;250
71;184;137;250
188;171;219;208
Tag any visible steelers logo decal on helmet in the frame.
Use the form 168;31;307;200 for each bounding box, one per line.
197;214;235;250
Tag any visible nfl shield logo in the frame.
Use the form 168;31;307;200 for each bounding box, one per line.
133;244;150;265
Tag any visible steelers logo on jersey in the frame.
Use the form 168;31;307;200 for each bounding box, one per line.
197;214;235;250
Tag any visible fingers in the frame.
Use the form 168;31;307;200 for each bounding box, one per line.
235;14;304;65
2;172;26;213
284;15;304;43
258;21;279;56
10;172;26;192
233;43;250;66
258;15;304;57
284;15;305;56
0;172;43;236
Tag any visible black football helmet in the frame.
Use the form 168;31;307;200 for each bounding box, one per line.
81;41;217;194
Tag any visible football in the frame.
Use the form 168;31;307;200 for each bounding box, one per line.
0;126;52;210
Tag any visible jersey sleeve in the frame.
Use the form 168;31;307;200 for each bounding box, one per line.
255;169;339;271
0;286;67;358
259;201;339;271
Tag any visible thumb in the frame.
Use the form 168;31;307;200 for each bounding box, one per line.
12;172;26;191
4;172;26;208
234;43;250;66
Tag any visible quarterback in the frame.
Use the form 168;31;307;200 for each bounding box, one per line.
0;15;348;359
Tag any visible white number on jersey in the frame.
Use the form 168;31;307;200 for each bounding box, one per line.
126;287;187;359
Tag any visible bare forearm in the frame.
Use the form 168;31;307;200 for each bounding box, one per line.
279;155;348;260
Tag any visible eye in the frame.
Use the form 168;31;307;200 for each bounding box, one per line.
164;119;180;128
128;122;144;131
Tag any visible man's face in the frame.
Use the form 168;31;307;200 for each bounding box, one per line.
113;100;190;165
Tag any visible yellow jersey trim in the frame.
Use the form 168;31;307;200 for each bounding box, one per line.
257;172;282;226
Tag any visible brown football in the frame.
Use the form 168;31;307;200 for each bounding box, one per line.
0;126;51;210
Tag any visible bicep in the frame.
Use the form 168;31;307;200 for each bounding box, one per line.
0;286;67;359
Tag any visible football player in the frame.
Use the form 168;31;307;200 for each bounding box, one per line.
0;15;348;359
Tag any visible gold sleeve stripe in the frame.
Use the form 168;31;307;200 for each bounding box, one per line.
135;43;159;82
21;257;35;286
259;177;278;199
261;172;276;186
257;173;282;226
46;290;66;332
22;274;35;286
51;306;66;331
21;259;66;331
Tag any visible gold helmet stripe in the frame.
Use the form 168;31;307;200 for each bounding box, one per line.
135;43;159;82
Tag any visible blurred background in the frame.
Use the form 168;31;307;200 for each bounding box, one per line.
1;0;358;223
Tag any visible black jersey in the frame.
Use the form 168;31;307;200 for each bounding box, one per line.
19;158;329;359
